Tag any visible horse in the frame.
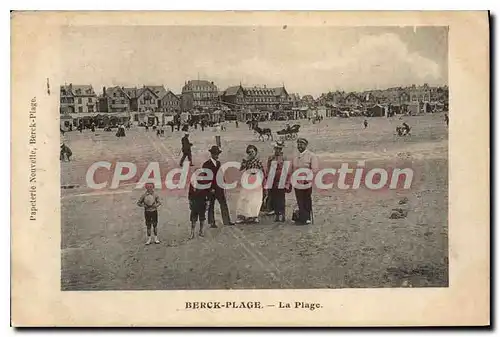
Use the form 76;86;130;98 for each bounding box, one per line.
253;125;273;141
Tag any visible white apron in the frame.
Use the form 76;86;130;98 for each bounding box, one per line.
236;172;263;218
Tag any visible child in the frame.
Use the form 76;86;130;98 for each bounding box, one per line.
188;174;209;239
137;183;162;245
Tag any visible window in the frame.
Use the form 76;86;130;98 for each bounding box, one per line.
88;106;94;113
121;99;125;104
78;107;83;113
78;98;82;104
88;98;92;103
113;93;117;97
112;100;116;104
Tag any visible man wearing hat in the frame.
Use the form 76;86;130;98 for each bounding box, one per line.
292;137;319;225
179;132;193;166
266;140;289;222
203;145;235;227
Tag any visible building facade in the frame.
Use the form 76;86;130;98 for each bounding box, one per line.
343;92;362;106
60;84;97;114
287;93;301;107
409;84;431;103
73;85;97;113
318;84;448;109
301;95;315;105
160;90;181;113
105;86;131;113
181;80;219;111
122;87;138;111
222;85;289;111
136;87;161;112
60;84;75;114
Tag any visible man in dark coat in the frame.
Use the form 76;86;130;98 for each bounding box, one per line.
179;132;193;166
292;138;319;225
203;146;234;228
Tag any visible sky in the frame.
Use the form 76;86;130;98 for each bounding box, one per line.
61;25;448;97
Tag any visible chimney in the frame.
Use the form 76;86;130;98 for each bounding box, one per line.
103;86;106;96
69;83;72;90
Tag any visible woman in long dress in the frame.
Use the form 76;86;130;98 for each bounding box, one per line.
236;145;265;224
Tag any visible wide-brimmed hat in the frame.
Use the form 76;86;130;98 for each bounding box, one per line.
274;140;285;148
209;145;222;154
297;137;308;146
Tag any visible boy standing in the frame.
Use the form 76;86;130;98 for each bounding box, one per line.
137;183;162;245
188;174;209;239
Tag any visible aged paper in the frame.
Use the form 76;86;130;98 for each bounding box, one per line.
11;11;489;326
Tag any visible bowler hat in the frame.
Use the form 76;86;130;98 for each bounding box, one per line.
209;145;222;154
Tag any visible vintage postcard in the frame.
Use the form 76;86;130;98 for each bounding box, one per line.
11;11;489;326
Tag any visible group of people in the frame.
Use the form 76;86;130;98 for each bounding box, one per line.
396;122;412;136
115;124;126;137
137;137;319;243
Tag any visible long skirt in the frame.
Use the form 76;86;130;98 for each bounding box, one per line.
236;174;263;218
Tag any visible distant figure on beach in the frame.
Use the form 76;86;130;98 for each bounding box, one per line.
116;124;126;137
364;119;368;129
60;143;72;162
179;132;193;166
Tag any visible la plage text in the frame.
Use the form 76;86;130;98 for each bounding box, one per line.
185;301;322;310
29;97;37;221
